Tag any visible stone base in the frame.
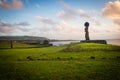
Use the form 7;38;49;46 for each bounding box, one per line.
80;40;107;44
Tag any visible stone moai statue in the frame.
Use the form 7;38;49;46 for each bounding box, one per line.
84;22;90;40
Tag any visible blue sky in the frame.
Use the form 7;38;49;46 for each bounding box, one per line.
0;0;120;40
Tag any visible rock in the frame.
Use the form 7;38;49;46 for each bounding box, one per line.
90;56;95;59
26;56;33;60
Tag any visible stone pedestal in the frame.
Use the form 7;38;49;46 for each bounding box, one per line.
80;40;107;44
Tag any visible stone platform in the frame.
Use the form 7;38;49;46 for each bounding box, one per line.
80;40;107;44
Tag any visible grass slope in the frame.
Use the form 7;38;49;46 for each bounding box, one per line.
0;43;120;80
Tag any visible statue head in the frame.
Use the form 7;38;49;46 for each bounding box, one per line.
84;22;89;27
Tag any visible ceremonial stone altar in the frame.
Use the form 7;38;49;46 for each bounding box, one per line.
80;22;107;44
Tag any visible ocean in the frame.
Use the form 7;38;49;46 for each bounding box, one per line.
50;39;120;46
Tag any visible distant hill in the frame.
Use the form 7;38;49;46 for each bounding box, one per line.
0;36;49;41
50;39;79;42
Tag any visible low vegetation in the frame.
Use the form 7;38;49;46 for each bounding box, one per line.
0;41;50;48
63;43;120;51
0;42;120;80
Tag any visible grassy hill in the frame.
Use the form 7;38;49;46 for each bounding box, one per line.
0;43;120;80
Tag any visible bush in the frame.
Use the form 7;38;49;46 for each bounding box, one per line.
26;56;33;60
116;56;120;59
90;56;95;59
101;57;106;59
57;57;61;60
43;40;49;44
70;57;73;59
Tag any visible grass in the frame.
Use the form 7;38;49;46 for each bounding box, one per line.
0;42;120;80
0;41;50;48
63;43;120;51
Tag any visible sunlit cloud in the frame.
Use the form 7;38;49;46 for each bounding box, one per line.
0;0;23;9
102;0;120;25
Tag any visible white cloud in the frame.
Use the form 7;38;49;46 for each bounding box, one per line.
39;25;51;31
35;16;56;25
57;1;100;25
53;21;79;31
57;4;78;21
58;1;90;19
0;20;30;33
91;17;101;26
77;9;90;18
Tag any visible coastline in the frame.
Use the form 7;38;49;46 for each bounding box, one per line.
50;39;120;46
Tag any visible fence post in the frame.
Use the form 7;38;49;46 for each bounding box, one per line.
10;40;13;48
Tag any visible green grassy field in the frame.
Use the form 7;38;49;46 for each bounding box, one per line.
0;42;120;80
0;41;50;48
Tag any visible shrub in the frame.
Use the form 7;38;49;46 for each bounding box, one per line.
26;56;33;60
116;56;120;59
43;40;49;44
70;57;73;59
90;56;95;59
57;57;61;60
37;59;40;60
101;57;106;59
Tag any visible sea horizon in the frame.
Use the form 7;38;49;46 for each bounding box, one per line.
50;39;120;46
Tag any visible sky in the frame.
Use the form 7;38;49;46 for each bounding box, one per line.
0;0;120;40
